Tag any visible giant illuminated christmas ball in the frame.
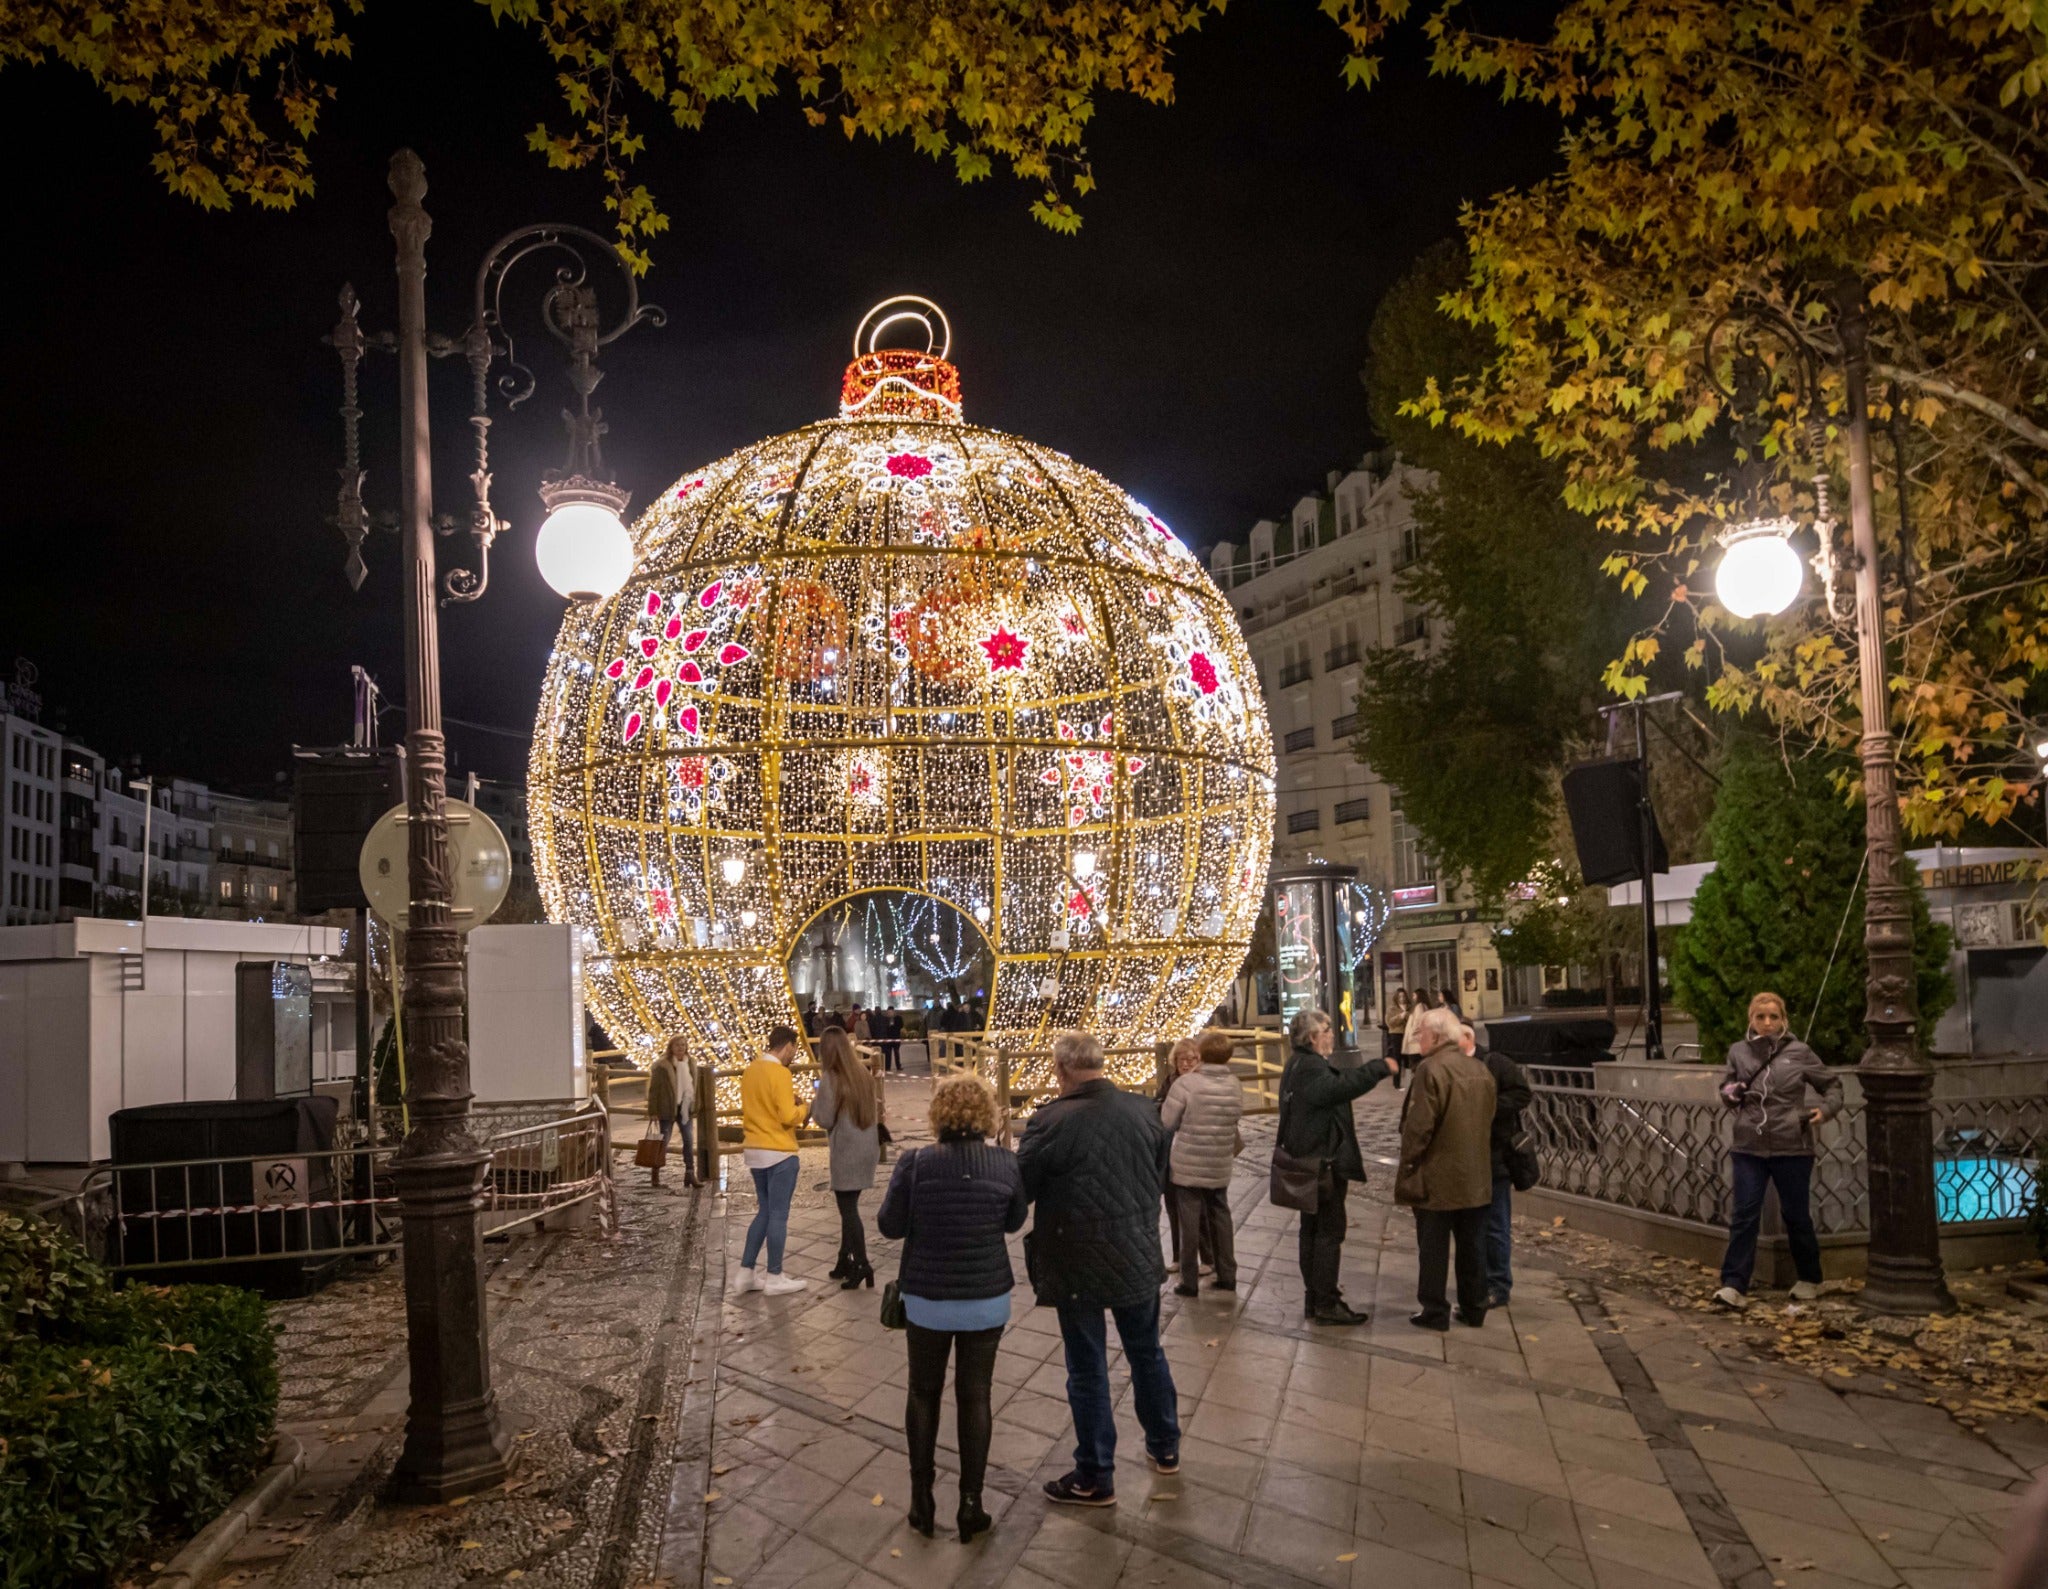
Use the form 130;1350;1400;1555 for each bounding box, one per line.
529;299;1275;1085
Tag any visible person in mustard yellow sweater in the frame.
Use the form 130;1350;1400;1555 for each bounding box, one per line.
735;1025;808;1295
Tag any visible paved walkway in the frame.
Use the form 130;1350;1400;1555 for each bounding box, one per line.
687;1079;2047;1589
219;1077;2048;1589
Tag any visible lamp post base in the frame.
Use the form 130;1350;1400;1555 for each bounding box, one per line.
1856;1067;1956;1318
391;1145;513;1502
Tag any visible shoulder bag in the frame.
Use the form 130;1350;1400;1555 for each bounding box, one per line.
880;1149;919;1330
1268;1061;1327;1213
634;1120;666;1170
1507;1127;1541;1192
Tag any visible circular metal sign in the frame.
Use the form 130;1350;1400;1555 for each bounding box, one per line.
358;799;512;932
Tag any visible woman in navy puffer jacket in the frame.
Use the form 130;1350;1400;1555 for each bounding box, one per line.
877;1075;1028;1544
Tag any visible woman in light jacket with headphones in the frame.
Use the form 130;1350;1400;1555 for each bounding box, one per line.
1713;991;1842;1309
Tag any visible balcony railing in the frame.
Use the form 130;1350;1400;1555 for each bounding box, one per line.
1282;727;1316;753
1286;809;1321;834
1331;712;1358;741
1325;642;1360;670
1334;798;1371;825
1395;614;1430;645
1277;661;1313;688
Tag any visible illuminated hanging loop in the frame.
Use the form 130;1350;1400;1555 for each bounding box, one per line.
854;295;953;360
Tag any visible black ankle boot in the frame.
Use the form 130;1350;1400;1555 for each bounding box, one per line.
827;1253;849;1281
957;1491;992;1543
840;1257;874;1291
907;1478;936;1537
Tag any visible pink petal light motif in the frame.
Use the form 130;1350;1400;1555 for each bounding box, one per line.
654;679;673;707
1188;653;1220;695
717;643;751;666
639;636;661;658
676;661;704;685
644;590;663;618
604;658;627;680
697;580;723;609
664;616;684;641
622;711;644;743
676;706;700;736
886;452;934;479
681;629;710;653
631;665;656;691
676;477;707;500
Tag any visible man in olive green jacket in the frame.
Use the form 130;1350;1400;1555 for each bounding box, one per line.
1396;1007;1497;1330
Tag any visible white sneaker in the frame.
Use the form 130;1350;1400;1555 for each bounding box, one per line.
1789;1281;1823;1301
731;1266;760;1294
1713;1286;1749;1310
761;1272;809;1296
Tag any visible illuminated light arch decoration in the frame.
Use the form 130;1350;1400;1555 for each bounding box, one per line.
529;297;1276;1090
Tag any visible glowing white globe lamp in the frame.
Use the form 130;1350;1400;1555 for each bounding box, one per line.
536;478;635;601
720;855;747;886
1715;518;1804;619
1072;850;1098;881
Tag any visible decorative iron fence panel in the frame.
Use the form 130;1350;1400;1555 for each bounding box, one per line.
1523;1075;2042;1236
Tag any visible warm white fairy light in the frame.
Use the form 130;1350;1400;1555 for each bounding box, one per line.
528;304;1276;1089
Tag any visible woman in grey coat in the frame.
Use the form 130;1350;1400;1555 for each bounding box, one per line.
1713;990;1843;1309
811;1026;882;1289
1159;1031;1242;1294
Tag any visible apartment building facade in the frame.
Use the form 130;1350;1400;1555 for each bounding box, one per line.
1211;453;1510;1024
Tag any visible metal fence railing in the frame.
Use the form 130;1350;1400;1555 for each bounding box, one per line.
49;1103;612;1278
1524;1069;2045;1236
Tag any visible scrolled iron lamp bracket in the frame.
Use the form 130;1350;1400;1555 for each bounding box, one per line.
325;224;664;602
1701;295;1854;624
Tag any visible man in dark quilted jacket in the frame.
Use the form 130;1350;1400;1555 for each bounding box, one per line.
1018;1030;1179;1508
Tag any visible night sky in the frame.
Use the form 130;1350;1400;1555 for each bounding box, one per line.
0;2;1556;790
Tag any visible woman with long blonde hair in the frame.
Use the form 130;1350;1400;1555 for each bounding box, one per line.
646;1034;697;1188
811;1026;883;1288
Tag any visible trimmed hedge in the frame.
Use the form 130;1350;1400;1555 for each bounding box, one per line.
0;1214;278;1587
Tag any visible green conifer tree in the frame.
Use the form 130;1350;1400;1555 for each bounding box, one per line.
1671;740;1953;1063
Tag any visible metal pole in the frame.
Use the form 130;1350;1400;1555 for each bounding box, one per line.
1837;279;1952;1315
355;905;374;1145
1634;703;1664;1061
386;149;512;1499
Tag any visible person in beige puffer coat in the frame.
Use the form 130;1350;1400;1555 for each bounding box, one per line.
1159;1031;1243;1294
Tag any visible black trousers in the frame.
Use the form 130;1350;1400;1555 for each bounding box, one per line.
1163;1176;1212;1267
1413;1205;1490;1324
1297;1174;1349;1311
1175;1184;1234;1287
905;1322;1004;1495
833;1189;869;1269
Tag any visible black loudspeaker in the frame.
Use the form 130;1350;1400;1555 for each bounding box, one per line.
1562;758;1669;887
292;746;404;913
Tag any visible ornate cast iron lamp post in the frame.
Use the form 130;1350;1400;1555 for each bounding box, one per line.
324;149;662;1498
1705;280;1954;1317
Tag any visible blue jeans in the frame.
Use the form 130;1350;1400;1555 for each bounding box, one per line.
1721;1152;1821;1292
1486;1175;1513;1299
741;1156;799;1274
1054;1296;1180;1490
657;1114;696;1177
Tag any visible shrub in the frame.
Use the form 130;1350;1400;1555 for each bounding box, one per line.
0;1215;278;1587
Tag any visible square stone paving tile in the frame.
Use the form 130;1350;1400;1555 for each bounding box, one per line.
1465;1519;1597;1589
1737;1504;1905;1587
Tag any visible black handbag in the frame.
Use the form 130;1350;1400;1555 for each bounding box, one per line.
881;1149;919;1330
1507;1128;1541;1193
1269;1144;1325;1213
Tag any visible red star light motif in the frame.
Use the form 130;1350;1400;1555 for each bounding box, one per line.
980;626;1029;671
1188;652;1221;695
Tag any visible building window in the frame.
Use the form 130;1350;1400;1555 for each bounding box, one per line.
219;879;232;899
1395;525;1421;569
1286;808;1322;834
1277;642;1312;688
1326;619;1361;671
1395;612;1430;646
1335;797;1371;825
1331;711;1358;741
266;883;279;902
1283;727;1316;754
1392;808;1437;887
